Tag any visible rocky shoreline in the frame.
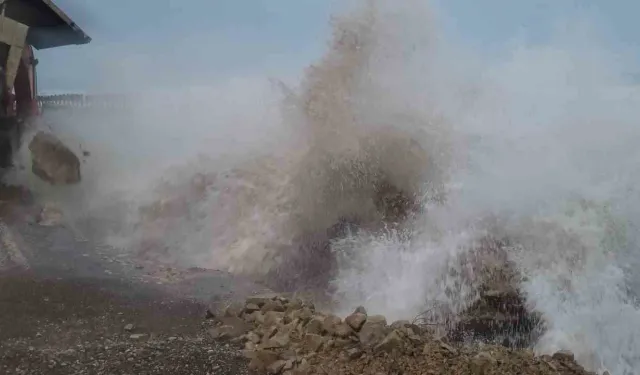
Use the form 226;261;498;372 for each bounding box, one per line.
207;294;597;375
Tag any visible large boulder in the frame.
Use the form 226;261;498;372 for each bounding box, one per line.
448;236;545;348
28;131;81;185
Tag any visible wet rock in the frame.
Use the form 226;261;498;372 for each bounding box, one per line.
390;320;412;330
375;330;405;354
224;301;244;317
296;307;314;323
469;352;497;374
244;311;262;323
280;350;297;361
247;349;281;373
245;303;261;313
552;350;575;362
264;311;285;327
334;338;352;348
438;341;458;356
283;359;295;371
262;299;286;313
29;131;81;185
334;322;354;338
262;333;291;349
302;334;325;352
37;203;64;226
358;315;387;347
246;332;261;344
405;329;423;346
205;308;216;320
209;317;251;339
305;317;324;335
267;360;286;374
322;315;342;335
345;312;367;331
246;294;279;307
260;325;277;342
346;347;363;360
245;341;257;350
293;358;310;375
285;299;304;312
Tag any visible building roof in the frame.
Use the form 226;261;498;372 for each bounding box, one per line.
4;0;91;49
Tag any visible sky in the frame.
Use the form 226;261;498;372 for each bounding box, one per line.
36;0;640;93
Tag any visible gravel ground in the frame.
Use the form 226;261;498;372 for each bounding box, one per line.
2;335;248;375
0;194;260;375
0;274;251;375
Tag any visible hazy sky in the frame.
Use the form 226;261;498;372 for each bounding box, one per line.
37;0;640;93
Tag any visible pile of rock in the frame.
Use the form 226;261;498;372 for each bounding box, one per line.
207;294;596;375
